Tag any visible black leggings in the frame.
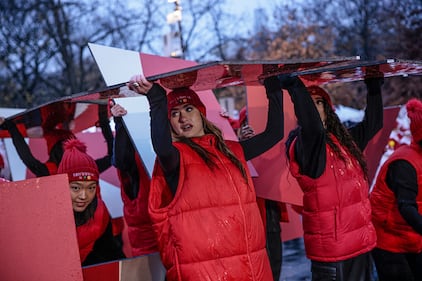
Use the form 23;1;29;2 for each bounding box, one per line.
311;252;373;281
372;247;422;281
265;199;282;281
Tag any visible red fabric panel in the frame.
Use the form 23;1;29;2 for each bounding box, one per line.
0;174;83;281
82;261;120;281
364;106;400;183
247;86;303;205
281;205;304;242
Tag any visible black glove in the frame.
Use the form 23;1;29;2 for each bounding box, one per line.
0;118;13;130
278;74;303;89
364;66;384;91
264;75;282;94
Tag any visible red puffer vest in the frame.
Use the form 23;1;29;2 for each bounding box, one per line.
370;143;422;253
288;136;376;262
118;153;158;257
77;198;110;263
148;135;272;281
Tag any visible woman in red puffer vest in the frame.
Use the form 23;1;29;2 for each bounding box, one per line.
283;72;383;280
370;98;422;281
127;74;284;281
57;139;125;266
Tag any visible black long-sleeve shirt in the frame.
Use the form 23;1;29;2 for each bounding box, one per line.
112;116;140;200
385;159;422;234
112;117;135;171
145;78;284;195
82;220;126;266
94;104;114;173
285;77;383;178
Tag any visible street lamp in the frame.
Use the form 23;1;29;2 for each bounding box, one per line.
165;0;184;58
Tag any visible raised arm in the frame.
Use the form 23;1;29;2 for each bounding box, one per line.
127;76;180;195
0;118;50;176
240;76;284;161
281;75;327;178
111;104;135;171
111;103;140;200
95;104;114;173
348;75;384;151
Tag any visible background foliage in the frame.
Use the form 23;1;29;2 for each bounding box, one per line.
1;0;421;109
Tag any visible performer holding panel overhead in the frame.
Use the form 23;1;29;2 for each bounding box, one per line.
283;71;384;281
127;74;284;281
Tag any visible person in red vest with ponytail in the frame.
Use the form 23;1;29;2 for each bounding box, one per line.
57;138;125;266
370;98;422;281
126;74;284;281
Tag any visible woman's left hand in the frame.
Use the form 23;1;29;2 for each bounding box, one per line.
128;75;153;95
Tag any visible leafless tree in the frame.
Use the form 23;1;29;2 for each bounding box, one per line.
1;0;420;109
174;0;249;61
239;0;421;108
0;0;253;107
0;0;163;108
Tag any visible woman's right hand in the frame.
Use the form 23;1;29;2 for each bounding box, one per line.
238;125;255;140
110;104;127;117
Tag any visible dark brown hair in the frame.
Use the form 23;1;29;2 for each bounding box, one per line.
74;196;97;226
324;102;368;178
176;114;248;182
285;100;368;179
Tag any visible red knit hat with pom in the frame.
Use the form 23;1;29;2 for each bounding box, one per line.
57;139;99;182
307;86;334;109
44;129;76;154
167;87;206;118
406;98;422;143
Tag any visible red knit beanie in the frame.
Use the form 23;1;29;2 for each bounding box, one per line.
406;98;422;143
44;129;76;154
57;139;99;182
167;87;206;118
307;86;334;109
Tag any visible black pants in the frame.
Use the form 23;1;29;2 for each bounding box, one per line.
372;247;422;281
311;252;373;281
265;199;282;281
